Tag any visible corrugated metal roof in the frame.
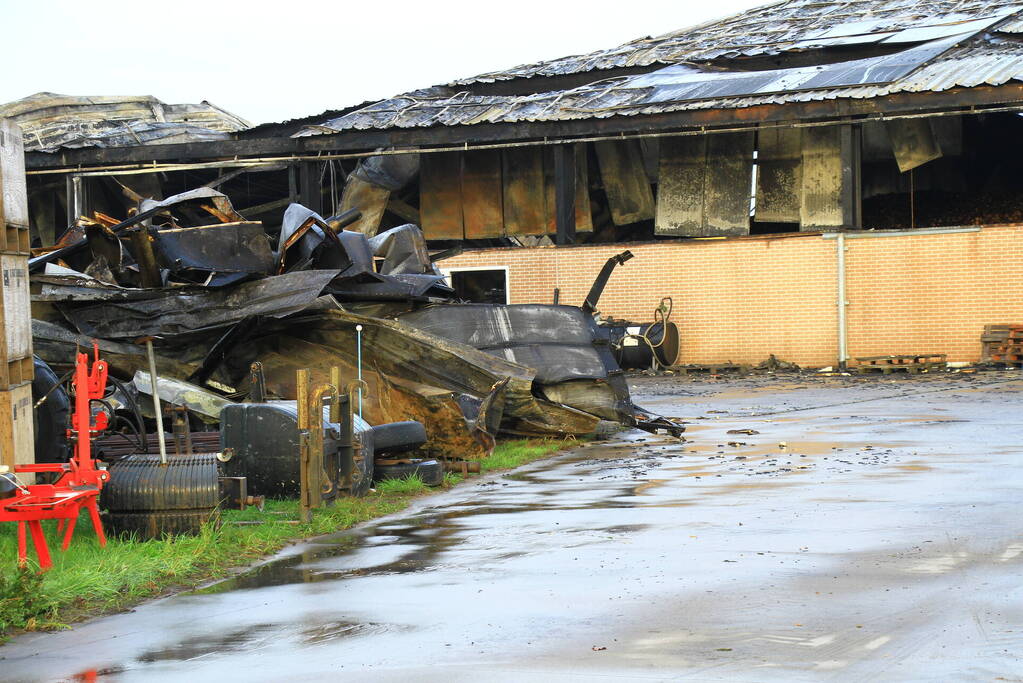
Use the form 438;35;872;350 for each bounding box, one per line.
296;33;1023;134
0;93;250;153
452;0;1023;85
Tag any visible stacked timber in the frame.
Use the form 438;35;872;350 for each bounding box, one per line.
0;120;34;476
984;324;1023;367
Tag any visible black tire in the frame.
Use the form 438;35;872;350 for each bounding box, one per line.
32;357;70;465
373;459;444;487
0;473;17;499
103;509;220;539
370;421;427;455
101;453;220;512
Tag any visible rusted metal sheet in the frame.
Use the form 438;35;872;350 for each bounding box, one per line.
800;125;860;229
755;127;802;223
420;151;464;240
461;149;504;238
544;143;592;234
656;133;751;236
886;118;943;172
930;115;963;156
339;175;390;236
595;140;654;226
502;147;546;236
704;132;754;235
656;136;705;236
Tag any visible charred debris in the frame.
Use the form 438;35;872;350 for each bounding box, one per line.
30;186;683;472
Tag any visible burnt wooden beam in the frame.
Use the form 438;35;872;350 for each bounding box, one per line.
553;143;576;245
25;84;1023;172
385;197;420;225
298;161;323;215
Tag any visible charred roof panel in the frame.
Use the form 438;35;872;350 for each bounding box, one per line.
450;0;1023;85
0;93;250;153
297;33;1023;134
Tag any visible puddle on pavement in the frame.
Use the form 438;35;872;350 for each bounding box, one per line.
135;624;276;662
193;426;927;612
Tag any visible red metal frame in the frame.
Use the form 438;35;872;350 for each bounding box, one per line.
1;345;110;570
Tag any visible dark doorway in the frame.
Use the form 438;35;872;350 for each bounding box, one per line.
449;269;508;304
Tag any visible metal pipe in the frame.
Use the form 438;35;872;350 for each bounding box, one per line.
31;103;1023;178
145;340;168;466
836;233;848;368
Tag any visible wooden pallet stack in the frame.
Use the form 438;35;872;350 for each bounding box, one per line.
0;120;35;478
855;354;947;374
985;324;1023;367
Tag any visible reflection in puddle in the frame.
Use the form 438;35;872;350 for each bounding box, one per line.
301;621;400;645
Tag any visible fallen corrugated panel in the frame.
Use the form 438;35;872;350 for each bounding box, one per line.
152;221;274;287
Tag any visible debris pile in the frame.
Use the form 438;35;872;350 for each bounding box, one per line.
30;187;682;469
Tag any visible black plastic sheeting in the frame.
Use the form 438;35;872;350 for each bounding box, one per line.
54;269;340;340
368;224;439;275
398;304;635;422
279;204;452;302
399;305;605;378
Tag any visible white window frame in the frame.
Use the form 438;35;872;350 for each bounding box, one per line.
439;265;510;304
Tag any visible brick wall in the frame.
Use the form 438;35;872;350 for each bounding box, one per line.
439;225;1022;367
844;225;1023;363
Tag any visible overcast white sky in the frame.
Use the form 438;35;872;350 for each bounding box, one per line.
1;0;765;125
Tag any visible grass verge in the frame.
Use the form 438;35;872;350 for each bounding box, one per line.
0;436;579;639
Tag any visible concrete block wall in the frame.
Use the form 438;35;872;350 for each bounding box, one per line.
440;225;1023;367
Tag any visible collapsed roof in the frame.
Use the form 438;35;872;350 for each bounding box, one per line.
296;0;1023;134
0;92;250;153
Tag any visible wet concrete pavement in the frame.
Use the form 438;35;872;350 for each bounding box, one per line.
3;373;1023;681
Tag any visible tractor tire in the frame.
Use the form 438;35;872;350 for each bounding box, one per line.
103;509;220;539
373;459;444;487
32;357;70;465
101;453;220;512
370;421;427;455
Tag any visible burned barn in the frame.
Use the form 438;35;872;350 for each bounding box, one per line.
11;0;1023;370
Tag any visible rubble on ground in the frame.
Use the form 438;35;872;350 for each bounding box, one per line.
29;187;683;461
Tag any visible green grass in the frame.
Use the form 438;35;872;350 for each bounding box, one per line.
374;474;428;495
479;438;576;472
0;436;580;638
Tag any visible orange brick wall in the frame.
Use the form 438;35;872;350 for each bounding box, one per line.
844;225;1023;363
441;234;839;367
440;224;1023;367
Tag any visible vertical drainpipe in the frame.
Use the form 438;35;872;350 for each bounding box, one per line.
836;232;848;369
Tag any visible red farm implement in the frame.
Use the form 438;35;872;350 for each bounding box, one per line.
0;346;110;570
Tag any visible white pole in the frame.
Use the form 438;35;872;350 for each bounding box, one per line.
146;340;168;466
837;233;848;368
355;324;363;419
